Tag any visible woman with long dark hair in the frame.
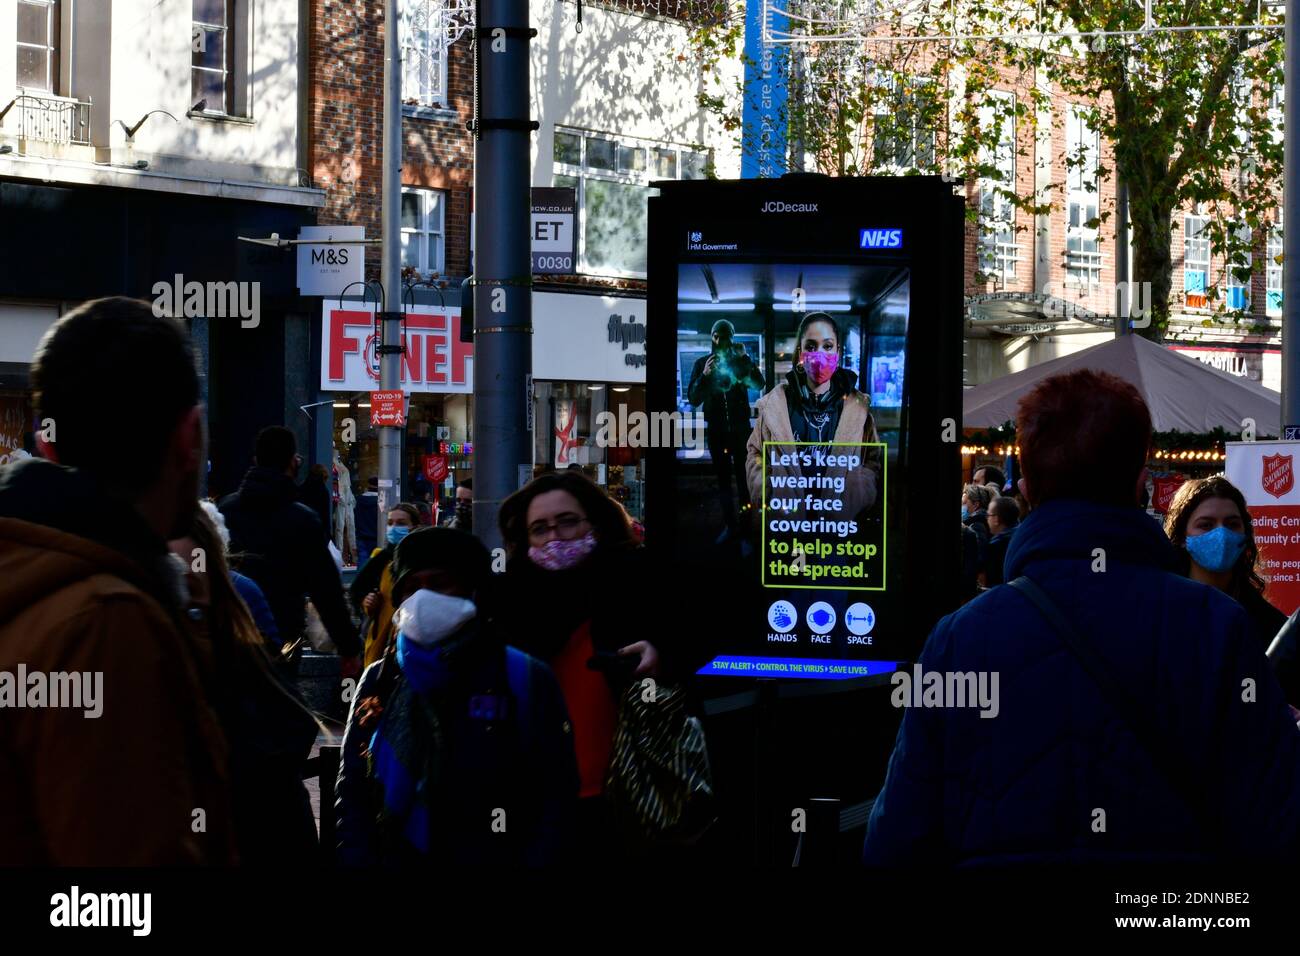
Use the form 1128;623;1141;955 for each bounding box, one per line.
744;311;879;516
495;470;659;860
1164;476;1287;653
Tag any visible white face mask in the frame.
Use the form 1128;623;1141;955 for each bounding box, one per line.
392;588;477;647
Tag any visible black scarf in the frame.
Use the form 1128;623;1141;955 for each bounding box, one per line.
784;366;856;444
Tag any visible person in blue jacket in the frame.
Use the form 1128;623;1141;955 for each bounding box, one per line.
864;368;1300;865
335;527;578;866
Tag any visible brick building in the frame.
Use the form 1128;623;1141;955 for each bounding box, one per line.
308;0;474;282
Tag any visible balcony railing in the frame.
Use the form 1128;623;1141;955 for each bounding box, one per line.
9;89;92;146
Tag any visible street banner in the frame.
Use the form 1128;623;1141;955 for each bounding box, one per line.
370;390;405;427
423;454;449;484
1225;440;1300;615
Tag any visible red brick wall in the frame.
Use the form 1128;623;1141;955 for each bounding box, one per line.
308;0;474;280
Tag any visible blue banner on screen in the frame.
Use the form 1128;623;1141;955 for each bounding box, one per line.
740;0;787;178
698;656;899;679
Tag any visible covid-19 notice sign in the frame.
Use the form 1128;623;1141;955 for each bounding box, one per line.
1226;440;1300;615
762;441;885;589
646;177;964;680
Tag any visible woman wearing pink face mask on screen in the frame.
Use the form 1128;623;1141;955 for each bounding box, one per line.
745;311;879;517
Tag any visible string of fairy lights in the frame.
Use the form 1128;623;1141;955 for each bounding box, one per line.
960;444;1229;462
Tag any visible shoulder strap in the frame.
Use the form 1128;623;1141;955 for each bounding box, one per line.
372;640;404;711
1007;575;1220;847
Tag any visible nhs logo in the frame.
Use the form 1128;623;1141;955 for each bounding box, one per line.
859;228;903;249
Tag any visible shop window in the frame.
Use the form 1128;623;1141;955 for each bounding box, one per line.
17;0;59;93
403;0;448;108
401;187;446;277
553;127;710;278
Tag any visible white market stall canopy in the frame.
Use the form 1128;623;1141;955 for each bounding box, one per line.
962;334;1280;433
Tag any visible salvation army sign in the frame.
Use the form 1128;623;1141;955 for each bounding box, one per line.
1226;441;1300;616
423;455;449;483
1262;454;1294;498
1151;475;1186;514
322;304;473;393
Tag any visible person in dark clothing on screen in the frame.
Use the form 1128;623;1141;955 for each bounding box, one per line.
687;319;763;534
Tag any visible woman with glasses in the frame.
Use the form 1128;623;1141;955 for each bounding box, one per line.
496;471;660;861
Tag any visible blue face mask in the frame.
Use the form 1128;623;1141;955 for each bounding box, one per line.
961;506;970;521
386;525;412;547
1185;525;1247;574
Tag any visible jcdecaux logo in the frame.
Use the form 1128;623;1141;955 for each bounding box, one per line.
860;228;903;249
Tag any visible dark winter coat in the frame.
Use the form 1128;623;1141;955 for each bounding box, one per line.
687;350;757;447
335;625;577;866
864;497;1300;865
219;466;358;657
0;459;236;864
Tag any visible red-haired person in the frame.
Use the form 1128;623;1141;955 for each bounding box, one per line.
864;369;1300;865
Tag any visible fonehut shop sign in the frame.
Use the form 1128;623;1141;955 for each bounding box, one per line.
322;292;648;392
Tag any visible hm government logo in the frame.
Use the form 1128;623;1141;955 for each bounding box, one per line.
1262;453;1294;499
686;230;738;252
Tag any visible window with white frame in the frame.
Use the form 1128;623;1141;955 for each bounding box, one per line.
1268;210;1283;315
1184;208;1210;304
403;0;448;108
1231;64;1252;151
401;188;446;276
1269;79;1284;146
1225;222;1251;310
16;0;59;93
192;0;234;114
553;128;710;277
1065;105;1102;287
977;91;1017;283
872;71;937;171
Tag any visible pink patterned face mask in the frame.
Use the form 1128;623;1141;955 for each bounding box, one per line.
528;532;598;571
801;350;839;386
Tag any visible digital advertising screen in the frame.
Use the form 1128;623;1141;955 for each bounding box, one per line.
647;177;964;681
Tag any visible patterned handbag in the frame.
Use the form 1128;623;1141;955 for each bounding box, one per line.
604;680;717;844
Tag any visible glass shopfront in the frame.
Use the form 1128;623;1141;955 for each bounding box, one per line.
532;289;648;522
532;380;646;521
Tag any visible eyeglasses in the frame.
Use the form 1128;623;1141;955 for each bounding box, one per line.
527;513;590;541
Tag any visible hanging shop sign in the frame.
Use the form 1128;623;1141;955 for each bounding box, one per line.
322;303;473;393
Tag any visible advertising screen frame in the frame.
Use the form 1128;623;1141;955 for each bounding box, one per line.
646;175;965;680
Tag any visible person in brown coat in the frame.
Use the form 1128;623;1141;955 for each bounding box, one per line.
744;312;880;517
0;297;236;865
